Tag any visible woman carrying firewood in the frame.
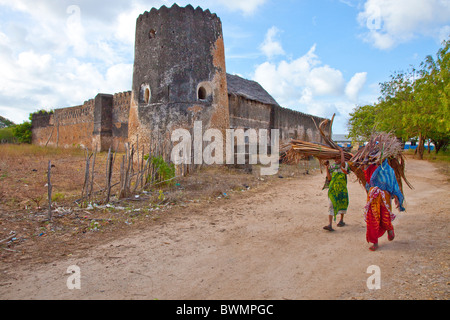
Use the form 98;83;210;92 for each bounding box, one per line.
323;147;350;231
349;132;412;251
363;158;405;251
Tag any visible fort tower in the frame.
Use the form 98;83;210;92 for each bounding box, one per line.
128;4;230;152
31;4;330;158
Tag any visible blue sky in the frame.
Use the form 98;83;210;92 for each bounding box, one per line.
0;0;449;134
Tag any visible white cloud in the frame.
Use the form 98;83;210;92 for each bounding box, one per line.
345;72;367;101
114;1;168;45
0;0;271;124
17;51;53;73
0;0;142;123
215;0;267;15
358;0;450;49
339;0;356;7
0;106;30;124
0;31;10;46
260;26;285;59
65;5;88;57
115;9;139;45
252;44;369;133
309;66;345;96
439;25;450;43
253;44;346;104
106;63;133;91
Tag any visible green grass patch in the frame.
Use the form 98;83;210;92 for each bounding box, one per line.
51;192;65;202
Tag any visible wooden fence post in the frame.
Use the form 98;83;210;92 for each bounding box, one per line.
47;160;52;220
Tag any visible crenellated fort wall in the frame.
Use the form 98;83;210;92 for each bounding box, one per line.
31;4;330;156
32;92;131;152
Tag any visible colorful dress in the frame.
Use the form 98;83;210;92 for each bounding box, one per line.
328;162;349;221
364;160;405;244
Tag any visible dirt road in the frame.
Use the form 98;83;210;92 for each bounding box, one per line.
1;159;448;300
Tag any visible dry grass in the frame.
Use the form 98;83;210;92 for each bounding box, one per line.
0;144;104;211
0;143;85;158
0;143;319;266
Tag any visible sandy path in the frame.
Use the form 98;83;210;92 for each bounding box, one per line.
1;159;448;300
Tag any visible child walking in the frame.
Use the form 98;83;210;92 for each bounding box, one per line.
323;147;350;231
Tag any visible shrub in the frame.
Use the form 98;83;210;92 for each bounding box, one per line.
0;127;17;143
145;155;176;185
12;121;32;144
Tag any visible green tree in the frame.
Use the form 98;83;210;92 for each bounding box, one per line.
12;120;32;143
377;69;416;141
348;38;450;158
347;104;379;142
416;39;450;154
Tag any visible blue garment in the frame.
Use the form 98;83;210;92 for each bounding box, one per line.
365;159;405;211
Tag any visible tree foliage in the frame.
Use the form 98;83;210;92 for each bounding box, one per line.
0;115;15;128
12;121;32;144
347;104;379;142
348;39;450;158
8;110;54;144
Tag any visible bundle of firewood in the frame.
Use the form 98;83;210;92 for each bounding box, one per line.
350;132;403;166
281;139;352;162
349;132;413;191
280;115;413;192
279;115;370;187
280;114;352;163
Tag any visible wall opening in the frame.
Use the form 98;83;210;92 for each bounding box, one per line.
149;29;156;39
144;88;150;103
198;86;207;100
140;84;151;104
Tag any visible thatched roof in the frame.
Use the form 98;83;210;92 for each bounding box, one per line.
226;73;280;106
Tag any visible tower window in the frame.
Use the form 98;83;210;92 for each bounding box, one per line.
144;88;150;103
198;87;207;100
149;29;156;39
140;84;151;104
197;82;212;101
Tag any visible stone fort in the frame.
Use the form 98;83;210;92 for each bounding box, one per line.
32;4;329;157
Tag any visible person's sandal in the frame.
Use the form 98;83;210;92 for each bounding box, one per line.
388;230;395;241
337;221;345;227
323;225;334;231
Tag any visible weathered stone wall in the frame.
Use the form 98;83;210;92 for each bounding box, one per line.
272;106;329;144
128;4;229;156
32;98;95;149
228;93;330;145
32;92;131;151
92;94;113;151
228;94;272;130
112;91;131;151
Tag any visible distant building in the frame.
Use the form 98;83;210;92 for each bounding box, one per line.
332;134;352;149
